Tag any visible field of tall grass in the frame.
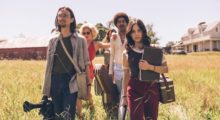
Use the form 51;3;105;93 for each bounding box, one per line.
0;52;220;120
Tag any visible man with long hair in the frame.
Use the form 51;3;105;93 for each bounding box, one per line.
42;7;91;120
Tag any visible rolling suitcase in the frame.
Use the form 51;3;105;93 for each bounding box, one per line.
94;64;119;117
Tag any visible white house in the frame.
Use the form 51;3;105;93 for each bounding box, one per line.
181;21;220;52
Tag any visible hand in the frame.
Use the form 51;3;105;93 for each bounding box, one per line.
111;33;117;41
121;97;128;106
87;85;91;98
139;59;152;70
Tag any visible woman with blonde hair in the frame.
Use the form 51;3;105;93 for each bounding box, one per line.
77;23;110;119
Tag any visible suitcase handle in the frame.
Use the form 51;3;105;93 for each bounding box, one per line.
161;74;169;90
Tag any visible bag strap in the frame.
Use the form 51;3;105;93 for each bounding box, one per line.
161;74;169;90
59;38;81;74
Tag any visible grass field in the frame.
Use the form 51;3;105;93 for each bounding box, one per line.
0;52;220;120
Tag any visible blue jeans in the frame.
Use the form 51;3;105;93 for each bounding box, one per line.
51;73;77;120
113;64;123;99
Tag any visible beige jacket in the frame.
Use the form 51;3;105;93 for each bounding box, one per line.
42;32;90;97
109;33;127;74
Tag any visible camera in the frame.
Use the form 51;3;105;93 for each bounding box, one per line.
23;96;54;120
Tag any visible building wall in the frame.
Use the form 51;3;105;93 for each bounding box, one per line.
184;40;220;52
185;44;193;52
0;47;47;60
213;40;220;51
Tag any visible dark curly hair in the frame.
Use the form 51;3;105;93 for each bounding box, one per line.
55;6;76;33
126;19;151;51
113;12;129;26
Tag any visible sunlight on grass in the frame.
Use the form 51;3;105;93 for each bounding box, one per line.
0;53;220;120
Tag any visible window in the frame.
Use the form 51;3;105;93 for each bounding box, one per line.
216;27;218;32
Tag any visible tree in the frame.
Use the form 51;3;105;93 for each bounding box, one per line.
76;23;83;30
95;23;108;41
164;41;175;54
106;20;114;29
166;41;175;47
146;24;160;44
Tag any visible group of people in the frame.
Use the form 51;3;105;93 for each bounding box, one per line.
42;6;168;120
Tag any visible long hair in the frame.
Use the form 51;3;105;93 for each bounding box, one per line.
102;29;117;43
126;19;151;51
55;7;76;33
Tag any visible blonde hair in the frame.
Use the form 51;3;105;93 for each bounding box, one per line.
79;23;98;39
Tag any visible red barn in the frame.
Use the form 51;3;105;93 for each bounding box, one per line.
0;36;50;60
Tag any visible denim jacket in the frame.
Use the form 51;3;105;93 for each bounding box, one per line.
42;32;90;97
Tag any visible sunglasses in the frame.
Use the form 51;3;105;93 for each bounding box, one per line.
82;32;91;35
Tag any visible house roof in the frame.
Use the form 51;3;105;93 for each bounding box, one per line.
182;20;220;37
0;36;50;49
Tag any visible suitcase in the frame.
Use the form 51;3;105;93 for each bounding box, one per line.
103;50;110;65
94;64;104;96
94;64;119;106
158;74;175;104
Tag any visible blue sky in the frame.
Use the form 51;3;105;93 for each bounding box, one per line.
0;0;219;46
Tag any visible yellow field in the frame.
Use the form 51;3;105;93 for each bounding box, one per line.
0;52;220;120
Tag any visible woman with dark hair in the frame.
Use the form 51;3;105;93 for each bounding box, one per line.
121;19;168;120
102;29;117;67
102;29;117;43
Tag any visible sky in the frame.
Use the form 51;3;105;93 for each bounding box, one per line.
0;0;219;46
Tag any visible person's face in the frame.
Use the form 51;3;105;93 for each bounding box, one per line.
57;9;73;28
116;17;127;32
108;31;113;37
82;28;93;41
131;24;143;43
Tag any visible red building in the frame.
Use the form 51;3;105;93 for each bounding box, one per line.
0;36;49;60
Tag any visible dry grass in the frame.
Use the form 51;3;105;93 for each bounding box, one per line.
0;52;220;120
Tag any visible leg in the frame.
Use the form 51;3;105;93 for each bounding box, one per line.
88;79;94;111
50;74;64;118
63;92;78;120
115;80;122;100
114;64;123;100
144;85;160;120
88;91;94;111
58;73;77;120
127;89;145;120
76;99;83;120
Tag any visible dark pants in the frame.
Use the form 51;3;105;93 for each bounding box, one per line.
51;73;77;120
127;79;159;120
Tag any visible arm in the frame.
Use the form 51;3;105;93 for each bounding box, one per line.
82;39;92;99
42;38;54;97
95;42;110;51
122;69;130;97
109;40;115;75
154;62;168;73
82;38;91;84
85;65;91;85
121;51;130;105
